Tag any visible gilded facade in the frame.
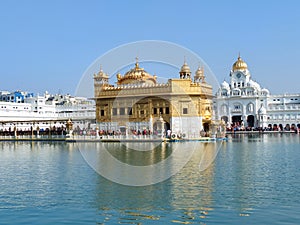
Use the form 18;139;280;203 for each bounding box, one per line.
94;58;213;137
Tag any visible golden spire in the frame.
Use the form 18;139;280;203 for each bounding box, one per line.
135;56;139;68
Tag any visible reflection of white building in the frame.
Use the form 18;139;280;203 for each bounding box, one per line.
214;55;300;131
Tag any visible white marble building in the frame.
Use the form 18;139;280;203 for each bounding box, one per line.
0;91;96;131
214;55;300;131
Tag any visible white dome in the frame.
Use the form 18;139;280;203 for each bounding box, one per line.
261;88;270;95
221;80;230;89
248;80;261;91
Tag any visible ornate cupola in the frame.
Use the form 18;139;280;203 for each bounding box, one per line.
94;65;110;96
194;65;205;83
179;59;191;79
94;65;109;85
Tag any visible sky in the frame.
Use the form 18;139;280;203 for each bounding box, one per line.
0;0;300;95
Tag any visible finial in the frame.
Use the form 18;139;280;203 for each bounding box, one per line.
184;56;186;64
238;52;241;60
135;56;139;68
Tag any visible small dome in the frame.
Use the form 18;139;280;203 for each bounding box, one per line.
221;80;230;89
232;55;248;71
180;61;191;73
248;80;261;90
195;67;202;76
116;72;122;80
261;88;270;94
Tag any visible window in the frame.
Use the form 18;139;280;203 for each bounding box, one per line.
112;108;117;115
100;109;105;116
165;107;169;114
120;107;125;115
234;105;241;110
153;108;157;114
140;110;144;115
160;107;163;114
128;107;132;115
183;108;188;114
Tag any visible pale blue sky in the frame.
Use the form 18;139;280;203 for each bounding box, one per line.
0;0;299;95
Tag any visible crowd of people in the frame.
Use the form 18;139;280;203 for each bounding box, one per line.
226;122;300;133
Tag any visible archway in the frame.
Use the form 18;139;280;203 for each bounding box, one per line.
232;115;242;126
279;124;283;131
273;124;278;131
203;123;210;132
247;115;255;127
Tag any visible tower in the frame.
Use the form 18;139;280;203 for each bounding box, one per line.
94;66;109;96
179;59;191;79
194;65;205;83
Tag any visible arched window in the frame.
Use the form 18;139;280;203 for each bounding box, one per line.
247;103;254;113
221;104;228;114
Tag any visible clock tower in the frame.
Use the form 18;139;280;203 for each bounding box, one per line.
230;54;251;89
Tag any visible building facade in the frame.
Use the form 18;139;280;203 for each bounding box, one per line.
214;55;300;131
0;90;34;103
0;91;95;131
94;58;213;138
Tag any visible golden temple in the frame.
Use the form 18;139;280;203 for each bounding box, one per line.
93;58;213;138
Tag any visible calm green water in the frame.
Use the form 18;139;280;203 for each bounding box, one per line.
0;134;300;224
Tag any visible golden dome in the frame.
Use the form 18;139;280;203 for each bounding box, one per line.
232;55;248;71
180;61;191;73
117;58;157;85
195;66;204;78
194;66;205;83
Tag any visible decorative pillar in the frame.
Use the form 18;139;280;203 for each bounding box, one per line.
66;119;73;136
14;126;17;138
36;126;40;137
149;115;153;134
96;127;99;138
157;115;165;139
